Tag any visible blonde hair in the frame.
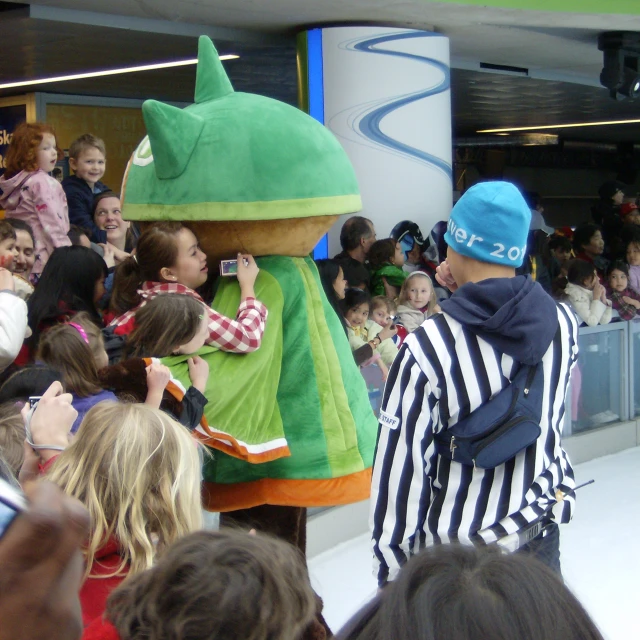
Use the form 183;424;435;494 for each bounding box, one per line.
47;402;202;580
371;295;396;317
399;271;438;315
0;402;25;478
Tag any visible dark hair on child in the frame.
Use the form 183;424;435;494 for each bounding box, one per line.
68;224;91;246
341;288;371;316
553;259;597;299
0;220;16;244
548;235;572;253
3;122;63;178
110;222;184;316
0;402;25;479
37;322;103;397
367;239;397;270
336;544;604;640
572;224;601;253
27;246;107;349
106;529;317;640
340;216;374;252
608;260;629;278
4;218;35;246
125;295;204;358
567;259;598;287
315;259;348;333
0;365;63;404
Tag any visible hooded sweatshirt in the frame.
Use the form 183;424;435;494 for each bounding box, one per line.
439;275;558;365
0;169;70;275
371;275;578;586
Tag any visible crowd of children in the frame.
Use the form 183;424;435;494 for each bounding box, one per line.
0;120;612;640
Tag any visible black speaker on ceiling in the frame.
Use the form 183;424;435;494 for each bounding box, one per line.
599;32;640;101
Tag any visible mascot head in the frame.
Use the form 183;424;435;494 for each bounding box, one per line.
122;36;361;261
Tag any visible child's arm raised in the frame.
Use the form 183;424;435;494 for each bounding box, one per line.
206;255;268;353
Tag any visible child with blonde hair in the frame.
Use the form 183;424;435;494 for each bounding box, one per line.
369;296;396;329
0;122;70;276
396;271;440;334
26;388;203;627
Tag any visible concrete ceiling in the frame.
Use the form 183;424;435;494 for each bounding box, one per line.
1;1;640;142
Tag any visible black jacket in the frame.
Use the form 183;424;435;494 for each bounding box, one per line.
61;174;110;243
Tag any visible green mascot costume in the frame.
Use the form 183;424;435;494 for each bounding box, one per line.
120;36;377;636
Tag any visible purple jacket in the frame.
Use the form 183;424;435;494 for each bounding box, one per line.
0;169;70;275
71;389;117;433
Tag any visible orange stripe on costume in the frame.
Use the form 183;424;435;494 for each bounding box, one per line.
202;468;373;512
143;358;291;464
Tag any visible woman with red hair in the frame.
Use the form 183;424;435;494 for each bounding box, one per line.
0;122;71;278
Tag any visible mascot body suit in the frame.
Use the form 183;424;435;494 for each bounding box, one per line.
121;37;377;550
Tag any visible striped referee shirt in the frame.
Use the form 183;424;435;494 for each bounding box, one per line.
370;302;579;586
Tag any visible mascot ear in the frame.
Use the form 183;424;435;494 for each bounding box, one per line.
195;35;234;104
142;100;204;180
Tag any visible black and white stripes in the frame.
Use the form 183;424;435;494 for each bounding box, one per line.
370;303;579;586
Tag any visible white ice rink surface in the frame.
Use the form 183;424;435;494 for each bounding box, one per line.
308;446;640;639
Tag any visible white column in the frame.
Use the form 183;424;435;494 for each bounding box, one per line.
320;26;452;254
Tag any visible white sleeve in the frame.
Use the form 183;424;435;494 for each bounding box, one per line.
0;291;28;371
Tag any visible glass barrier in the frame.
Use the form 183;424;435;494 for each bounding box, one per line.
630;319;640;418
361;319;633;435
564;322;628;436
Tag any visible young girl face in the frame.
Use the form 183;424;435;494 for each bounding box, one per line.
0;236;17;270
163;228;208;290
371;304;391;327
346;303;369;328
94;197;129;247
627;242;640;266
406;276;433;309
333;266;347;300
12;230;35;278
37;133;58;173
393;242;405;268
609;269;628;293
176;315;209;354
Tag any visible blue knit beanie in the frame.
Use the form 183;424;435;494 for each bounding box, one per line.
444;182;531;267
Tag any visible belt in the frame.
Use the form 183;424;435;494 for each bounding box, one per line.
496;517;552;553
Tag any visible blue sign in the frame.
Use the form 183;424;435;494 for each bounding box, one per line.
0;104;27;176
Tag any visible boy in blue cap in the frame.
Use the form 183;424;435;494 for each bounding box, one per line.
370;181;579;586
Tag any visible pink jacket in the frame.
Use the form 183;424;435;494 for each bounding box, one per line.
0;169;70;275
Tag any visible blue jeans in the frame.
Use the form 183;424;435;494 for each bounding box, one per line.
517;522;562;576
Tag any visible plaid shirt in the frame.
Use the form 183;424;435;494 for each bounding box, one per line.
110;281;268;353
606;286;640;321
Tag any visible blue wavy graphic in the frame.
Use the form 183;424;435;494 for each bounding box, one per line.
344;31;452;180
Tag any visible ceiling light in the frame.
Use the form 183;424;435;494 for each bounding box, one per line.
477;118;640;134
0;55;239;90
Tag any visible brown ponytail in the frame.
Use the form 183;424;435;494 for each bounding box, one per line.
110;222;184;315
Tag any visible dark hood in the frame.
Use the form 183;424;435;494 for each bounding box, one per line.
440;276;558;365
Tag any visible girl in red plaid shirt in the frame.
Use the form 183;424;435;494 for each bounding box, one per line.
109;223;267;353
606;260;640;320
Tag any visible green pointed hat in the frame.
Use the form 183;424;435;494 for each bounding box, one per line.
122;37;361;222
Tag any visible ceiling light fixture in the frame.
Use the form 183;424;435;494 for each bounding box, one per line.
477;118;640;134
0;55;239;90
